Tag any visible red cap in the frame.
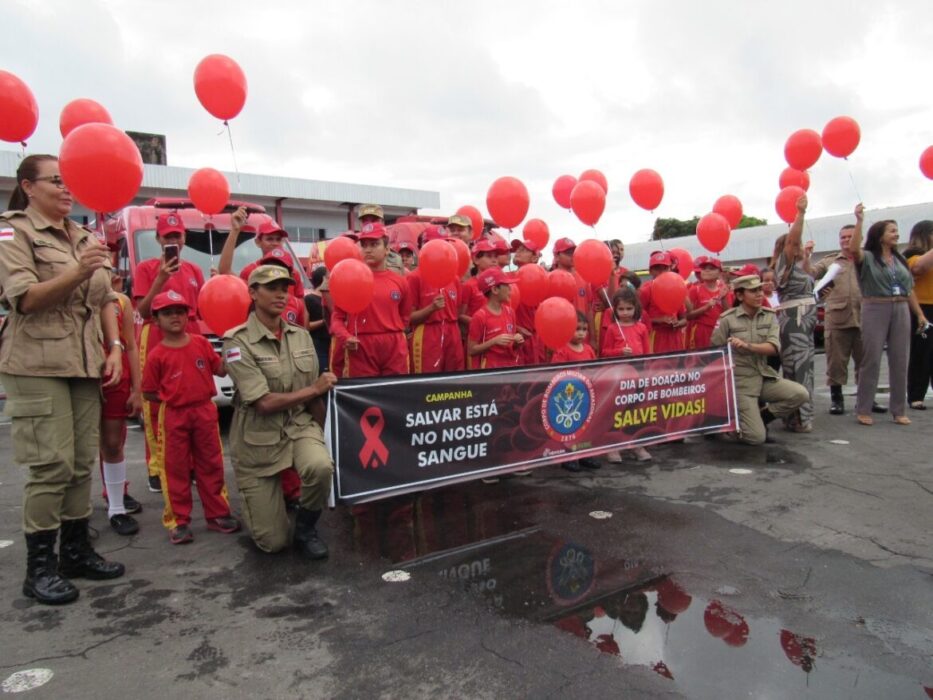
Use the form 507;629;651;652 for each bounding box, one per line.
553;237;576;254
339;229;360;241
421;225;448;243
357;222;388;240
734;263;760;277
472;239;496;255
393;240;416;252
257;219;288;238
694;255;722;271
649;250;673;268
477;267;517;293
511;238;541;253
156;211;186;237
151;290;191;313
259;247;295;269
240;224;257;235
488;234;509;253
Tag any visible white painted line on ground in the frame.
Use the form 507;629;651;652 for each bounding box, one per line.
382;570;411;583
828;439;850;445
589;511;613;520
728;468;753;475
2;669;54;693
0;540;13;549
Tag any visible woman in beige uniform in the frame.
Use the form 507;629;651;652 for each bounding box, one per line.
0;155;127;605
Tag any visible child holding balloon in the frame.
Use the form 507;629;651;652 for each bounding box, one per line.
638;251;686;353
467;268;523;369
685;256;732;349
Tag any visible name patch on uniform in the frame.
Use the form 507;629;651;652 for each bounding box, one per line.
225;347;242;363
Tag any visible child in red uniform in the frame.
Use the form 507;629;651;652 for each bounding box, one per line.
638;250;686;353
330;222;412;377
552;238;595;316
552;312;597;363
142;291;240;545
258;248;307;327
220;207;304;293
685;256;732;349
408;229;464;373
467;268;523;369
134;211;205;494
512;239;546;365
601;287;652;462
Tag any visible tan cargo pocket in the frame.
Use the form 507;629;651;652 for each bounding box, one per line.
5;396;56;465
243;429;282;446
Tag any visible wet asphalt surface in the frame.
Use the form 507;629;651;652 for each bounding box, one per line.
0;354;932;699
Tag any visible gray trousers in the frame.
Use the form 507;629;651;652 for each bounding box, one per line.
856;300;910;417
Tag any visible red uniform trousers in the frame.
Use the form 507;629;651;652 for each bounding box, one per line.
100;356;132;499
330;335;346;378
410;321;464;373
157;399;231;529
346;331;410;377
686;323;715;350
648;325;686;354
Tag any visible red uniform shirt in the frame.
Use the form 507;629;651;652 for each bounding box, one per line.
551;343;597;363
570;269;593;314
135;258;204;320
283;295;307;328
688;282;732;328
407;269;460;324
461;276;485;316
240;260;303;298
468;304;520;368
601;321;650;357
141;335;220;407
331;269;412;339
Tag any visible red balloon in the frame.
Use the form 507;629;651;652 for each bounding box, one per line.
522;218;550;250
59;99;112;138
508;282;521;309
456;204;485;240
198;274;250;336
712;194;743;229
579;168;608;193
570;180;606;226
920;146;933;180
0;70;38;143
329;259;374;314
450;238;471;277
535;297;577;351
323;236;362;271
703;601;732;639
723;619;750;647
696;213;731;254
188;167;230;216
651;271;687;316
59;123;143;213
779;167;810;192
516;264;548;306
193;54;248;121
486;176;529;229
629;169;664;211
669;248;694;280
547;269;577;304
822;116;860;158
655;578;692;615
775;186;807;224
419;239;458;288
574;239;613;286
552;175;577;209
784;129;822;170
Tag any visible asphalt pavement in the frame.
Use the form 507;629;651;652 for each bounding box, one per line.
0;353;931;699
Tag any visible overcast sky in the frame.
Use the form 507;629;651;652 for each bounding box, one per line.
6;0;933;243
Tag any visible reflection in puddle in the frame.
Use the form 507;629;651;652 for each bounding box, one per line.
345;486;930;699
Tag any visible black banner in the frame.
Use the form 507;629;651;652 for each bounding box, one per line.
328;347;738;504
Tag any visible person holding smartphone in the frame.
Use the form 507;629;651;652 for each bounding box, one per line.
133;211;205;493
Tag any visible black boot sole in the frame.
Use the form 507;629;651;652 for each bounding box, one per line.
22;582;79;605
59;564;126;581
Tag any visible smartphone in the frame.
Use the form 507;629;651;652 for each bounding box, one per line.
164;244;179;263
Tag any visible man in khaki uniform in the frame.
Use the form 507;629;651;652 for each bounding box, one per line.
223;265;337;559
357;204;405;275
446;213;473;244
812;224;878;415
711;275;809;445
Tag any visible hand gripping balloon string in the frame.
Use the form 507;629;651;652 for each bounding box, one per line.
601;287;627;348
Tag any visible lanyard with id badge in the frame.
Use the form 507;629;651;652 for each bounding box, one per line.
886;258;905;296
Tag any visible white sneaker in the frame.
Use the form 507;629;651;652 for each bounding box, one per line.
633;447;652;462
607;450;623;464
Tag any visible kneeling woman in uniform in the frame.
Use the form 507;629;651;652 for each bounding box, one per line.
711;275;809;445
223;265;337;558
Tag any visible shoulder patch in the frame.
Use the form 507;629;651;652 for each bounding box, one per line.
224;346;242;363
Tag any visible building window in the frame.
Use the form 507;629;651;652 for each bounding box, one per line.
285;227;327;242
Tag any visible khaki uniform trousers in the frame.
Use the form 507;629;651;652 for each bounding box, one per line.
2;374;100;533
235;433;334;554
737;377;810;445
824;327;862;387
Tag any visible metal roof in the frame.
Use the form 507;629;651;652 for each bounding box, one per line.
0;150;439;210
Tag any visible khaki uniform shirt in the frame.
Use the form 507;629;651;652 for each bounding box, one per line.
223;314;322;477
0;208;116;378
812;253;861;329
711;305;781;395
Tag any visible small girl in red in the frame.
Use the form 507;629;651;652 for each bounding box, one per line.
142;291;240;545
685;256;732;349
601;287;651;463
552;312;597;363
467;268;523;369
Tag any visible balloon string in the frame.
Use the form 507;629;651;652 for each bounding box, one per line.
845;159;863;203
601;287;627;347
19;142;26;158
224;120;242;188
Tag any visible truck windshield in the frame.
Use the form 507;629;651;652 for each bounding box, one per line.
133;229;310;287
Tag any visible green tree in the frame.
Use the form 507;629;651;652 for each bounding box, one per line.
737;215;767;228
652;214;768;240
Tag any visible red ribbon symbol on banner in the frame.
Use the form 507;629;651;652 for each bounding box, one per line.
359;406;389;469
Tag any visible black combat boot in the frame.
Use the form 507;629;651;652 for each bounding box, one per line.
830;385;844;415
294;508;329;560
23;530;79;605
59;518;125;580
